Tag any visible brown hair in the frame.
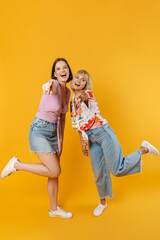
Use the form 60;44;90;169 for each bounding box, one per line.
51;58;73;82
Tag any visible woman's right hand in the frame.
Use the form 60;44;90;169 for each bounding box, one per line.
42;81;54;94
75;92;88;104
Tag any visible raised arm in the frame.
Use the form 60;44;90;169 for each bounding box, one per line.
42;80;57;94
74;91;88;104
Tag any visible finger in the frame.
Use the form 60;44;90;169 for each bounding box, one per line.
50;81;54;88
85;151;88;156
75;98;80;104
49;81;54;94
77;93;82;98
42;84;47;93
75;93;82;101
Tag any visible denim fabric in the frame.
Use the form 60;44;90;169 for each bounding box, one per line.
29;117;58;153
87;123;141;199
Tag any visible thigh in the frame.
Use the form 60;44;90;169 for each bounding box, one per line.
89;141;108;178
36;152;60;172
101;124;124;174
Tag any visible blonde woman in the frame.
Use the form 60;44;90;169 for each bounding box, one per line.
70;70;159;216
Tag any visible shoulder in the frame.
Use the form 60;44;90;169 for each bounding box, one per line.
85;90;95;100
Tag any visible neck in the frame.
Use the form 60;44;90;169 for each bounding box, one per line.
59;81;66;89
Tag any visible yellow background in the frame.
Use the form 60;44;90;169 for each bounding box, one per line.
0;0;160;239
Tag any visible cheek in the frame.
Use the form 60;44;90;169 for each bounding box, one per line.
54;70;58;76
67;69;70;75
82;82;87;88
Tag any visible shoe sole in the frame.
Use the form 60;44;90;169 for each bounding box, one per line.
142;141;159;156
49;213;72;219
1;157;17;179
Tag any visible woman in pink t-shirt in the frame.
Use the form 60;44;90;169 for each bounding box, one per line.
1;58;73;218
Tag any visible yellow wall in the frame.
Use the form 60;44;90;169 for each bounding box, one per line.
0;0;160;239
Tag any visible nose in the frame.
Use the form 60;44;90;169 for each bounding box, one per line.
76;79;81;84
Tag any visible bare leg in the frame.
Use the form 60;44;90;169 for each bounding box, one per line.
14;152;61;178
48;178;58;210
100;198;106;205
139;146;149;155
14;152;61;210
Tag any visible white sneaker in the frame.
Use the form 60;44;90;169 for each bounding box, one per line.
1;156;19;179
141;141;159;156
93;203;107;216
49;206;72;219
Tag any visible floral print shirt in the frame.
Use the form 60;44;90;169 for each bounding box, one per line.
70;90;107;146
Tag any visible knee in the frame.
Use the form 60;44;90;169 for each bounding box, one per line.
94;171;103;184
112;171;122;177
111;169;118;177
49;167;61;178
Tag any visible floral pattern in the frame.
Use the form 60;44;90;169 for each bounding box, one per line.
70;90;107;146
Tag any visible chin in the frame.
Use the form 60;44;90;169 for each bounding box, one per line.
61;78;68;82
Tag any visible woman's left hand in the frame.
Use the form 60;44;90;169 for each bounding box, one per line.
58;138;63;157
82;145;89;156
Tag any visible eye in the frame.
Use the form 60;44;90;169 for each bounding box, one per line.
56;67;60;70
64;66;68;69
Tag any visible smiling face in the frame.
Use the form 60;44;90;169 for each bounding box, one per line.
54;60;70;83
72;73;87;91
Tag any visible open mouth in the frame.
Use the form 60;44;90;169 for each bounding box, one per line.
75;83;81;87
60;74;67;77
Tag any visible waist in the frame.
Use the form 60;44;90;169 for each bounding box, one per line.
35;112;59;123
86;123;108;134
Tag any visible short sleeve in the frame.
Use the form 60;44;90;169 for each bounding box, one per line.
85;90;96;101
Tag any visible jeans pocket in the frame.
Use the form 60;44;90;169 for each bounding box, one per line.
88;126;105;143
34;118;48;128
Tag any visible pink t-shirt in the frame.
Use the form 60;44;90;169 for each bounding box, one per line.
36;79;71;123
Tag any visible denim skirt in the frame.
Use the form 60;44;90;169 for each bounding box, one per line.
29;117;58;153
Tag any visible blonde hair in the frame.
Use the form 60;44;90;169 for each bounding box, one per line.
70;69;92;91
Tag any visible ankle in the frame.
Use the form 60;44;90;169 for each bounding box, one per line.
14;162;19;170
140;146;149;155
50;205;58;211
100;198;106;205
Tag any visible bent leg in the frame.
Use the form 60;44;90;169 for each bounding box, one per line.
101;124;141;177
15;152;60;210
15;152;61;178
48;177;59;210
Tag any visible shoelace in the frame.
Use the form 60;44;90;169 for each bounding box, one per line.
96;204;103;210
57;206;68;213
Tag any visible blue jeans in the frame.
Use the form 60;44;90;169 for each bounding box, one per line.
86;123;142;199
29;117;58;153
